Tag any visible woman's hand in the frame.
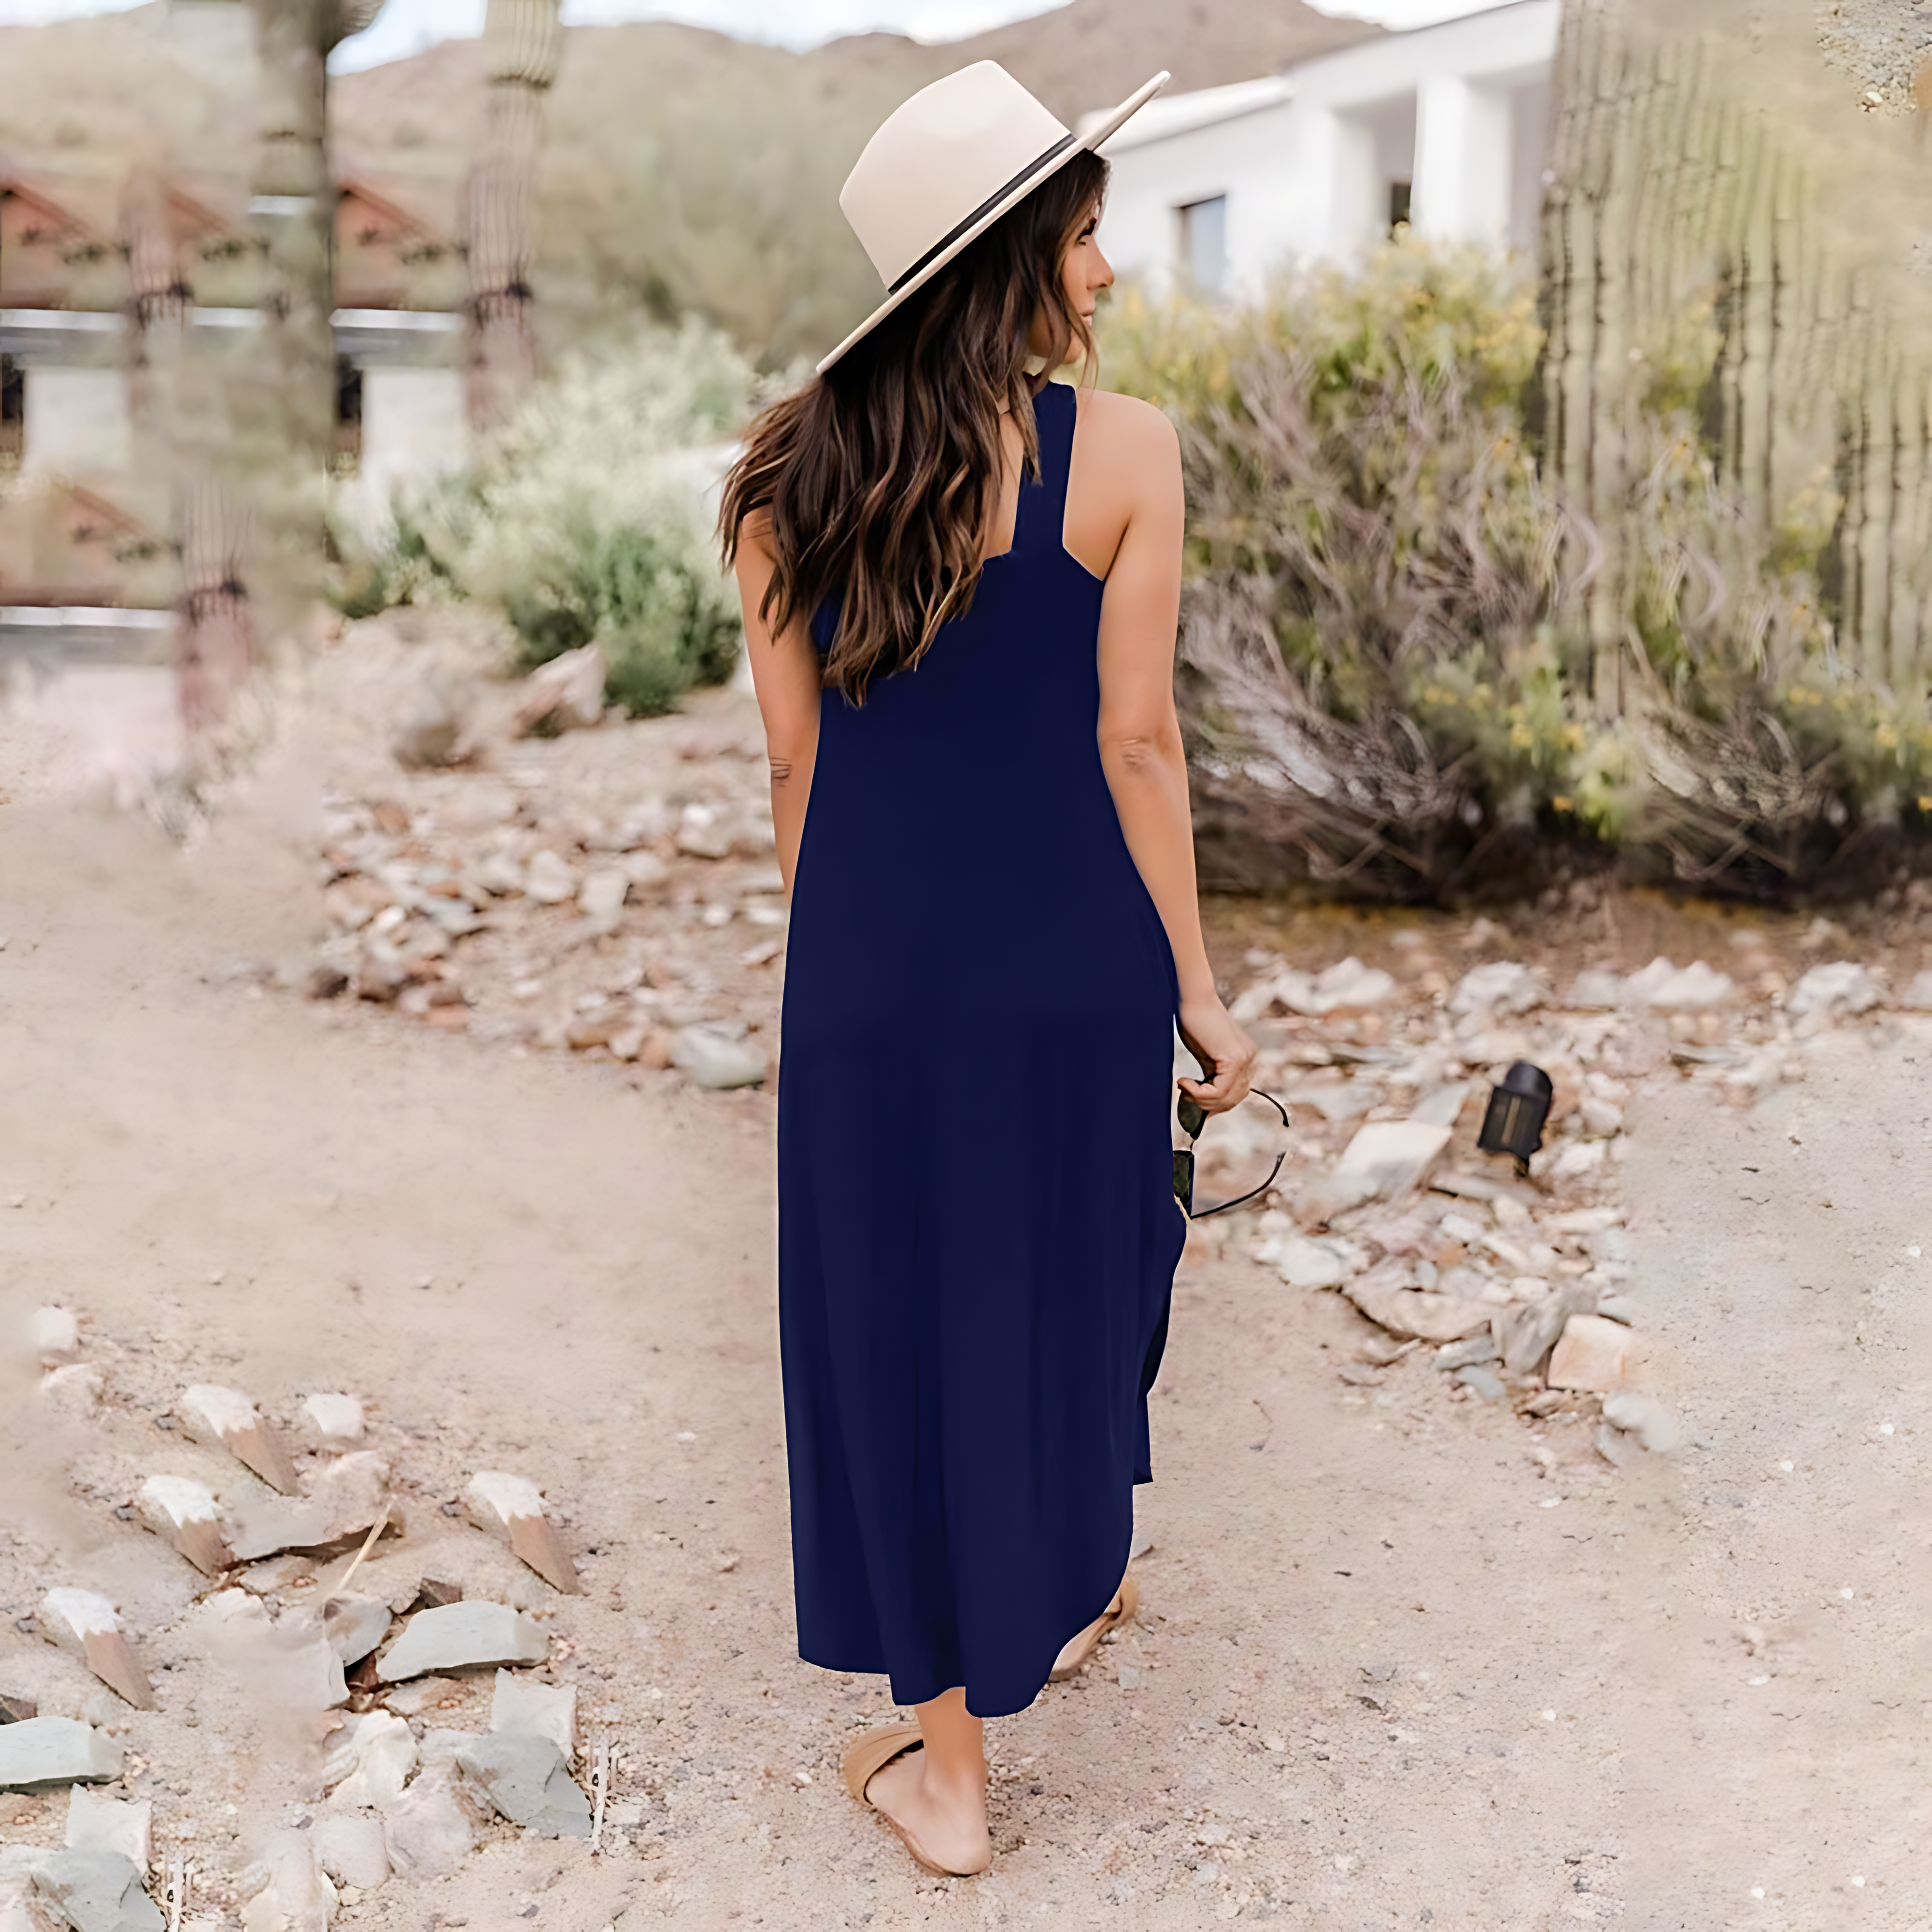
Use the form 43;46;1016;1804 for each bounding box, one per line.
1175;991;1257;1120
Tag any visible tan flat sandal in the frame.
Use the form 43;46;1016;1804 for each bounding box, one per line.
840;1721;983;1878
1049;1572;1139;1681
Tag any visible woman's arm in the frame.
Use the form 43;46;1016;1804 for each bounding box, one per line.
733;514;822;903
1090;395;1255;1115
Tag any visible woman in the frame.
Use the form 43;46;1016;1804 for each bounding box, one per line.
718;60;1257;1879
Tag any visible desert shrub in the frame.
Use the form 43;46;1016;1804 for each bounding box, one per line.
330;318;766;715
1104;237;1594;896
1103;234;1919;899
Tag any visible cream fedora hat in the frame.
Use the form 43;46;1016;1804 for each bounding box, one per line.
817;60;1170;376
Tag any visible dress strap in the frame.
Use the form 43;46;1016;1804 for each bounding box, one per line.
1012;379;1076;557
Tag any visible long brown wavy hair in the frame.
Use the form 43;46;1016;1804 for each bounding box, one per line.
718;148;1109;709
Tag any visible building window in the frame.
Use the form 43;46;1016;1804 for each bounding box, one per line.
0;355;22;468
1389;180;1413;236
1177;194;1228;295
334;354;363;477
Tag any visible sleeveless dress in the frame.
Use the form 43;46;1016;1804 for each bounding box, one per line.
775;376;1188;1721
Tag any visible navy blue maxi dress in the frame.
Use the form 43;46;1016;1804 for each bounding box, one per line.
775;376;1188;1722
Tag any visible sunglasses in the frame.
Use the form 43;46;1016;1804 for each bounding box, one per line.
1173;1087;1291;1219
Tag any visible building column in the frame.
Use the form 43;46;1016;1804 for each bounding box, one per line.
1413;74;1514;245
1299;106;1380;268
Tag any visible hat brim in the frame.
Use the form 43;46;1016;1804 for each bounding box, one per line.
816;69;1170;377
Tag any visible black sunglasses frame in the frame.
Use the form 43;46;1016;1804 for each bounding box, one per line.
1172;1087;1291;1219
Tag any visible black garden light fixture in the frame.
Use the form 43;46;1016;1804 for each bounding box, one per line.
1477;1061;1554;1175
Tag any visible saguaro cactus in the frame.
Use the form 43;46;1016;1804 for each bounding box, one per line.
464;0;565;432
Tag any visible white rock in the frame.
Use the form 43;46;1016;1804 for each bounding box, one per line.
1343;1277;1494;1344
380;1766;482;1879
229;1451;390;1562
39;1364;104;1416
489;1671;577;1757
669;1023;768;1091
1547;1314;1648;1392
523;850;579;905
619;850;672;892
1640;960;1734;1010
1785;961;1883;1021
1578;1096;1625;1137
1271;1236;1349;1290
578;869;629;921
375;1602;548;1682
0;1718;122;1790
318;1594;391;1667
1564;971;1625;1010
325;1712;417;1810
240;1828;337;1932
297;1393;366;1451
1260;957;1397;1017
63;1789;151;1870
1331;1119;1452;1202
1901;970;1932;1012
311;1814;389;1891
1545;1140;1607;1181
1449;962;1545;1019
31;1307;81;1366
1602;1392;1681;1453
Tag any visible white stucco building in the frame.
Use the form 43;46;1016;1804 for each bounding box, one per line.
1084;0;1560;301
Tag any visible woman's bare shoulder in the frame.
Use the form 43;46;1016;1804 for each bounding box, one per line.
1071;385;1179;455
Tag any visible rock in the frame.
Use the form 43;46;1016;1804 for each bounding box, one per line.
1595;1420;1642;1467
1547;1314;1646;1392
230;1452;390;1562
1601;1392;1681;1453
136;1475;233;1578
619;850;672;893
1634;960;1734;1010
0;1694;37;1723
1452;1365;1507;1403
310;1814;388;1891
319;1595;391;1668
673;805;733;860
464;1473;582;1595
669;1023;767;1090
65;1790;151;1869
1593;1294;1642;1327
455;1733;592;1839
1326;1119;1452;1206
375;1603;548;1682
1408;1082;1471;1129
578;869;629;922
1545;1140;1607;1182
1269;1235;1349;1290
28;1852;161;1932
1565;971;1624;1010
37;1592;152;1711
1435;1335;1498;1370
239;1829;336;1932
379;1678;458;1717
1785;961;1883;1021
489;1672;576;1757
179;1387;299;1497
324;1711;417;1809
523;849;580;905
1494;1286;1589;1378
1578;1096;1625;1137
380;1765;483;1879
0;1719;122;1790
513;643;606;736
1901;970;1932;1011
1449;963;1545;1019
297;1393;366;1452
1343;1273;1493;1343
1248;958;1396;1018
39;1365;104;1418
31;1307;81;1367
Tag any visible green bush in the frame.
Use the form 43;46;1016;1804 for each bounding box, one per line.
330;318;768;715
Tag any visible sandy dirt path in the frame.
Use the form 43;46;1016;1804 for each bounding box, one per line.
2;749;1926;1929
